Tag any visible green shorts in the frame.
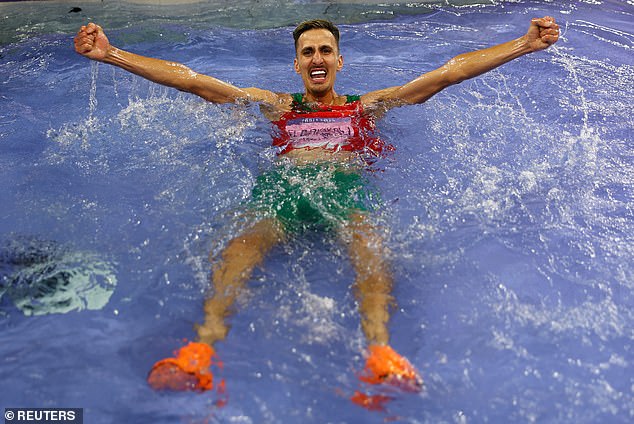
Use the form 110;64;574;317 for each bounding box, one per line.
250;163;376;233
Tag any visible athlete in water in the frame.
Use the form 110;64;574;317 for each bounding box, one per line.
74;17;559;400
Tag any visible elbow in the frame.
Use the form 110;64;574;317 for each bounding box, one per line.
188;73;244;104
161;64;205;96
440;61;469;86
445;71;468;86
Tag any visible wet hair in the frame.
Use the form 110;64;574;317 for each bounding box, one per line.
293;19;340;53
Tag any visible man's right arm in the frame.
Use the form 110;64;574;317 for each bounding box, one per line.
74;23;283;105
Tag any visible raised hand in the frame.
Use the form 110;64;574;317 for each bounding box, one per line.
74;22;110;61
525;16;560;52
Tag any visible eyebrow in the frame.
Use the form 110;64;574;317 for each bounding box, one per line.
300;44;335;54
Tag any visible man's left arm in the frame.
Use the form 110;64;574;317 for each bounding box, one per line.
362;16;559;109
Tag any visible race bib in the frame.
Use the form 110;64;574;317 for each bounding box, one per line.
285;116;354;150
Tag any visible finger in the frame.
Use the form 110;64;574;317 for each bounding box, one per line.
541;31;559;44
75;40;88;51
79;41;96;52
541;26;560;39
88;23;104;35
532;16;557;28
74;33;90;43
540;26;559;35
74;35;93;51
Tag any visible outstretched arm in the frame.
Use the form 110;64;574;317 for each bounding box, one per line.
362;16;560;109
74;23;284;105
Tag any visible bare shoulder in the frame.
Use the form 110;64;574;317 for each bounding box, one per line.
242;88;293;121
360;86;406;116
243;87;291;107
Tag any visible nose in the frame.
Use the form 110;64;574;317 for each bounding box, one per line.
312;51;324;65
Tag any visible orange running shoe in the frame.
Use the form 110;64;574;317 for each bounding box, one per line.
147;342;216;392
350;390;393;412
359;345;423;392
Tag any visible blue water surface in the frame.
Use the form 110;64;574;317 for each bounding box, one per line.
1;0;633;423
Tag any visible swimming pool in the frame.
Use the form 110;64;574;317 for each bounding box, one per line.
1;0;632;422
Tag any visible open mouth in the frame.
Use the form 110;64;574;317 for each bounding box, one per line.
310;69;327;82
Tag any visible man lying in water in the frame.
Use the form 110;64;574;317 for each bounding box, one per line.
74;17;559;400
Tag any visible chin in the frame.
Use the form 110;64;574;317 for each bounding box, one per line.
307;84;332;96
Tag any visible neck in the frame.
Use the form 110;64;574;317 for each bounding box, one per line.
303;90;338;105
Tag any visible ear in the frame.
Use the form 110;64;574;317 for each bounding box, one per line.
294;58;300;74
337;54;344;72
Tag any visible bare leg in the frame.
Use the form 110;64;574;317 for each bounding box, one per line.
147;218;284;392
340;213;423;394
197;218;285;346
339;212;394;346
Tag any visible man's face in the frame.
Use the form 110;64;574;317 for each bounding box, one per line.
294;28;343;100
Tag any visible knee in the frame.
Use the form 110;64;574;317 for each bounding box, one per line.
222;236;264;264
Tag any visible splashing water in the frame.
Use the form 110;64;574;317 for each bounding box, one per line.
0;1;632;423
